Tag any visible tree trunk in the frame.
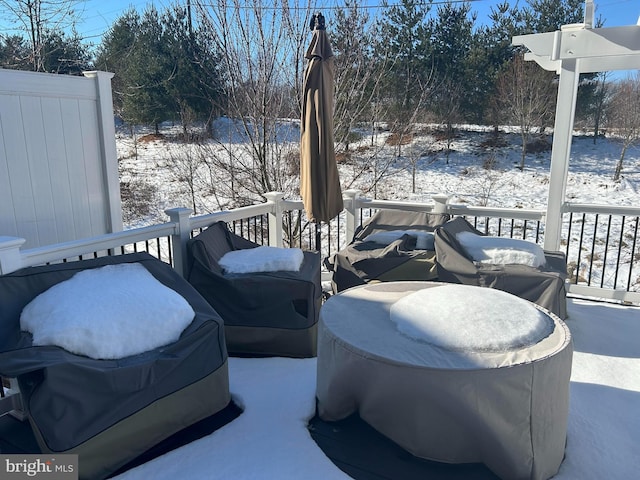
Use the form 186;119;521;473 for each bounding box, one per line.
520;131;527;171
614;145;627;182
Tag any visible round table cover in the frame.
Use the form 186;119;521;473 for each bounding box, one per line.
316;282;573;480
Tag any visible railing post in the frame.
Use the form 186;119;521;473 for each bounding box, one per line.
264;192;284;247
165;208;193;277
343;189;361;242
0;237;26;275
432;194;450;214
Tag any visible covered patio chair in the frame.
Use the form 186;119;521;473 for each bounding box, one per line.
186;221;321;358
434;216;568;319
325;209;450;293
0;252;230;480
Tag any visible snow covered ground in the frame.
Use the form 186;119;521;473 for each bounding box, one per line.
117;122;640;292
113;298;640;480
116;121;640;222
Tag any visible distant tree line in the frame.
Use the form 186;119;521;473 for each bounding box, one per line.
1;0;637;187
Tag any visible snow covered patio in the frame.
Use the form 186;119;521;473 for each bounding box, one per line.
1;3;639;477
104;296;638;480
0;281;638;479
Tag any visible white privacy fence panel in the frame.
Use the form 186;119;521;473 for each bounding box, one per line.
0;69;121;249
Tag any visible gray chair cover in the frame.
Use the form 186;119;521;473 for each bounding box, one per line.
434;217;568;319
0;252;230;479
325;209;450;293
186;221;321;358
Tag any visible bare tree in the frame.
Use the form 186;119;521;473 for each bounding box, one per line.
331;0;389;155
404;135;438;194
495;54;556;170
193;0;311;205
0;0;81;72
591;71;611;144
607;75;640;182
433;78;463;164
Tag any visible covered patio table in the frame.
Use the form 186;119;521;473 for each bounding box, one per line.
316;282;573;480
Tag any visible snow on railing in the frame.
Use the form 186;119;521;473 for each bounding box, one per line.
1;192;638;304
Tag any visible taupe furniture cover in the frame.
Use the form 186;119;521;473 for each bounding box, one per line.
325;209;449;293
0;253;230;480
186;221;321;357
316;282;573;480
434;217;568;319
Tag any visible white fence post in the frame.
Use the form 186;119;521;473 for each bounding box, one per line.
343;189;361;242
165;208;193;278
264;192;284;247
0;237;26;275
83;70;123;234
432;194;450;214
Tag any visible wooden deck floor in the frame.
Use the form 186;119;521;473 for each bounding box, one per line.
1;402;499;480
308;412;498;480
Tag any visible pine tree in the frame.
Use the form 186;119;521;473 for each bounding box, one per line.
331;0;385;152
122;6;175;133
376;0;433;137
430;1;474;133
0;34;31;69
94;9;140;118
477;1;527;125
162;5;224;135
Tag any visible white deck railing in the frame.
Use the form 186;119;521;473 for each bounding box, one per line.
1;192;638;305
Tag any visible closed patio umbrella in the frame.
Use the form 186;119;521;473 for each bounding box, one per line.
300;12;343;225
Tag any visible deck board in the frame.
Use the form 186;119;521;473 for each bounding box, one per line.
0;402;242;478
2;402;501;479
308;412;499;480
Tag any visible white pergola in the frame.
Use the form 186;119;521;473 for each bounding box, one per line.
513;0;640;251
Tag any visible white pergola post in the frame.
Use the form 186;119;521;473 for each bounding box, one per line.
513;2;640;251
545;58;579;251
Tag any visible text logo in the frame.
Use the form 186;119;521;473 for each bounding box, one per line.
0;455;77;480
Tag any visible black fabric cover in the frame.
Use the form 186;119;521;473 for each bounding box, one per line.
186;221;321;357
325;209;450;293
434;216;568;319
0;253;229;464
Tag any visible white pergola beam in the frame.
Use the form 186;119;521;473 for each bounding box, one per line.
523;53;640;74
514;26;640;68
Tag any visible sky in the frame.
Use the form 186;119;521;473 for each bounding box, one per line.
0;0;637;46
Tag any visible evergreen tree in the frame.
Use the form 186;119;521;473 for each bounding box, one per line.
522;0;584;33
40;29;91;74
162;5;224;134
331;0;385;152
430;1;474;130
0;0;82;72
94;9;140;117
121;6;174;133
0;34;30;69
97;5;224;131
377;0;433;135
478;1;527;125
